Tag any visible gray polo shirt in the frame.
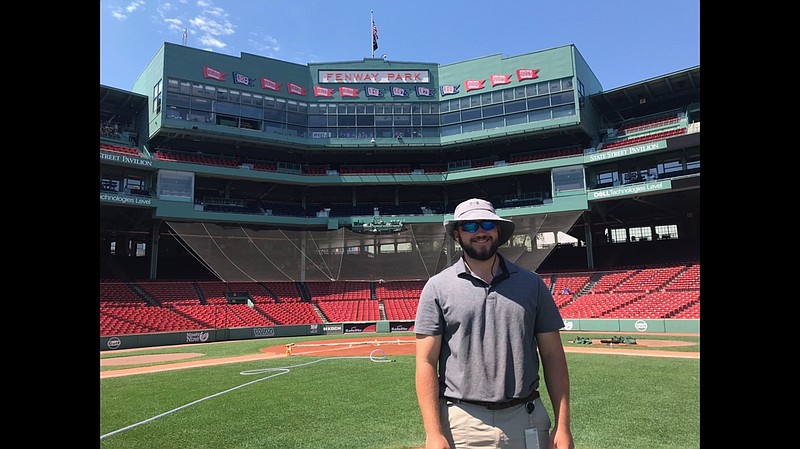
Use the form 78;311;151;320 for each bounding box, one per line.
414;254;564;403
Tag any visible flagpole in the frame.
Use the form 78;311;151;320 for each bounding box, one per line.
371;10;375;58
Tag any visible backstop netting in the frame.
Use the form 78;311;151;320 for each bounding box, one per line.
165;211;581;282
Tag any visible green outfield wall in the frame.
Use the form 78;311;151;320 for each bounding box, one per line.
100;319;699;351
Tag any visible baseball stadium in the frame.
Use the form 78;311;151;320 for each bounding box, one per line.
99;42;700;448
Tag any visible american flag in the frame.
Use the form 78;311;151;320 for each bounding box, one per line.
372;19;379;51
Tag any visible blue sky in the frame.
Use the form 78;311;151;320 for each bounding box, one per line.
100;0;699;92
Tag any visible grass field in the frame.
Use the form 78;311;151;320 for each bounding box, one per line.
99;332;700;449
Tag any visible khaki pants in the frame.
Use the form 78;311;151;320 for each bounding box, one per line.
439;397;551;448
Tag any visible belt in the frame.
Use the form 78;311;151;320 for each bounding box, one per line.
443;390;539;411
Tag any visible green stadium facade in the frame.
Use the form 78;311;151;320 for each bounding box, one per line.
100;42;700;284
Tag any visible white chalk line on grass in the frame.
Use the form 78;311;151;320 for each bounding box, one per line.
293;338;413;348
100;349;394;441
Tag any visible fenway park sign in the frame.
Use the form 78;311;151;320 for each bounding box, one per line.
319;70;430;83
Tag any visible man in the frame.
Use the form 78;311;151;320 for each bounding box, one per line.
415;198;574;449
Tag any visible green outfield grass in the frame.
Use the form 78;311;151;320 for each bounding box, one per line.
99;332;700;449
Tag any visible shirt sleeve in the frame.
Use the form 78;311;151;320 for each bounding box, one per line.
534;275;566;333
414;278;444;336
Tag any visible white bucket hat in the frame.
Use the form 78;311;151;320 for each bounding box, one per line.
443;198;515;246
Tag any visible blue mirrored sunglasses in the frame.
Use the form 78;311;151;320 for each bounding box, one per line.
459;221;497;233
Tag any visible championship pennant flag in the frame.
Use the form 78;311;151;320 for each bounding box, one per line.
372;11;379;53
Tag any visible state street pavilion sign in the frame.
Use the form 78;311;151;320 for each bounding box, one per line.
318;70;430;84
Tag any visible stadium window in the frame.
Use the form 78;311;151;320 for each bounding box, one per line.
441;124;461;137
551;104;576;118
537;81;549;95
629;226;653;242
239;118;260;130
190;83;208;97
449;99;461;111
125;177;145;192
338;115;355;126
482;104;503;118
421;114;440;126
216;101;240;116
506;112;528;126
549;80;562;93
440;111;460;125
552;166;585;192
460;108;481;122
153;80;162;114
357;115;375;126
216;114;238;128
100;176;120;192
216;88;229;101
550;92;574;106
308;116;327;127
655;224;679;240
527;96;550;110
528;109;551;123
240;92;252;105
461;121;482;133
287;111;307;126
241;104;262;120
264;107;285;122
596;171;618;188
661;159;683;174
286;123;305;137
504;99;526;114
167;92;191;109
133;241;147;257
484;116;504;130
191;97;212;112
608;228;627;243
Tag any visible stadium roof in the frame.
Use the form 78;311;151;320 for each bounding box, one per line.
589;67;700;123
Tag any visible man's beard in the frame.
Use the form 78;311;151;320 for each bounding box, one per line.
459;236;498;261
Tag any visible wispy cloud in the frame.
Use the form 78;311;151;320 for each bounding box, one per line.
247;32;281;56
188;1;235;50
110;0;146;20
